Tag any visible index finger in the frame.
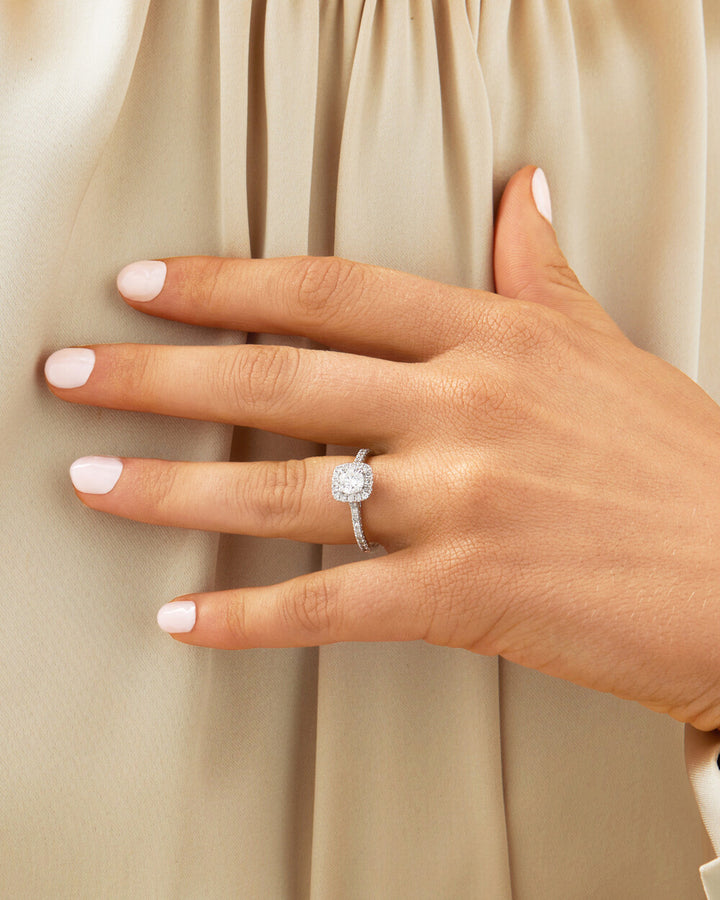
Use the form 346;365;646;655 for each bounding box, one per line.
117;255;487;362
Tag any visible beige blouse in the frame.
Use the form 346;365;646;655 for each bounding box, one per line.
1;2;719;897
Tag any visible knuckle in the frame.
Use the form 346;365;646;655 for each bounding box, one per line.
439;368;526;428
147;463;181;516
290;255;366;324
218;345;301;414
118;342;157;395
512;246;582;300
184;257;227;313
515;268;581;306
424;458;493;538
244;346;298;408
241;459;308;532
545;253;583;292
281;575;335;637
224;597;250;645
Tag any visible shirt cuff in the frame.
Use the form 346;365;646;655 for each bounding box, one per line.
685;725;720;898
701;858;720;899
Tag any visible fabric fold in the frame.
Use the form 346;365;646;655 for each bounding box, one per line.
218;0;253;258
311;4;510;896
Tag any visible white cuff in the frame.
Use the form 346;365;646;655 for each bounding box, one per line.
701;858;720;899
685;725;720;898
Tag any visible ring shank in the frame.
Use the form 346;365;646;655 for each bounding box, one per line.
350;501;370;552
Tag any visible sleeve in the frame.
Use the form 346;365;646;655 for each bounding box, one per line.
685;726;720;898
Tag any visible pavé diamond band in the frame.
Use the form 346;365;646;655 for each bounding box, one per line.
331;449;375;552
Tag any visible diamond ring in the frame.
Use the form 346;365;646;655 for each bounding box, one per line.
331;449;375;552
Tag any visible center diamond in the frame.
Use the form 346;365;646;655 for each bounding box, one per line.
338;469;364;494
331;462;373;503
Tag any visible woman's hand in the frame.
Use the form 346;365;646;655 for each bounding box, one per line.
45;166;720;729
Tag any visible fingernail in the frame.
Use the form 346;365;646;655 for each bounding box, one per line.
70;456;123;494
531;167;553;224
157;600;196;633
117;260;167;302
45;348;96;388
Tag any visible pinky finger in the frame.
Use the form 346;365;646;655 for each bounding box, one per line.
156;551;423;650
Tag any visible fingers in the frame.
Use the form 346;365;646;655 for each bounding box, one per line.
68;454;412;548
68;452;429;651
155;550;425;649
45;343;414;446
116;255;487;361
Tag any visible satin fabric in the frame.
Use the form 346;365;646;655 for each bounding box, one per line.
687;729;720;898
1;2;717;896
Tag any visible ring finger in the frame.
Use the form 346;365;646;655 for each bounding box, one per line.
68;454;412;549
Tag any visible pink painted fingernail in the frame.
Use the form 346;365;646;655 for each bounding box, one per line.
45;348;96;388
117;260;167;302
70;457;123;494
531;168;553;224
157;601;196;633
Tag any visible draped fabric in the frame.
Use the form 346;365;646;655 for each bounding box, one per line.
0;2;716;896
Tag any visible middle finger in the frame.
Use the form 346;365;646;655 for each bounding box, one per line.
45;342;415;447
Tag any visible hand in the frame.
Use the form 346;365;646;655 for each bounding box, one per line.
45;166;720;729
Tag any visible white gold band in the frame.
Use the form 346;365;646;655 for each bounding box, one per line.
349;501;370;552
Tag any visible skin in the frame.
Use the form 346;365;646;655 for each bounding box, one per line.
46;166;720;730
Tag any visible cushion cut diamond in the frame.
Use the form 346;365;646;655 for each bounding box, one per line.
338;469;364;494
331;462;373;503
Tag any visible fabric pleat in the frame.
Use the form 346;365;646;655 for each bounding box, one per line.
311;4;509;896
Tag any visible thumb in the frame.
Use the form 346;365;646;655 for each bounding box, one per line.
493;165;624;338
